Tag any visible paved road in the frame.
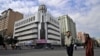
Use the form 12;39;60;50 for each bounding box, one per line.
0;48;100;56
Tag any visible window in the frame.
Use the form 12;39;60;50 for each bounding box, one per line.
25;20;27;23
19;22;21;25
15;24;18;26
21;21;23;25
15;27;38;34
32;16;35;21
50;17;51;21
18;23;20;26
28;18;30;22
48;33;60;37
48;38;60;41
27;19;28;22
30;17;32;21
21;22;22;25
29;18;31;22
42;15;44;22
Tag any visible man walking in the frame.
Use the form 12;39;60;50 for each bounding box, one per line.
65;31;74;56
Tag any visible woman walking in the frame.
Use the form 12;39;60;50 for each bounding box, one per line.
84;34;94;56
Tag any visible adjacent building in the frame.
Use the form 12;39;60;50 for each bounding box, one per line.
77;32;86;43
0;8;23;37
13;4;61;46
96;38;100;46
58;15;77;45
96;39;100;44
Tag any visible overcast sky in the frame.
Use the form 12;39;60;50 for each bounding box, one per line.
0;0;100;38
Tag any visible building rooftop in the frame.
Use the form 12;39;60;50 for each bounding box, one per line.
38;4;47;13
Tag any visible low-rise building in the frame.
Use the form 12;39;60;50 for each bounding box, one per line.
13;4;61;47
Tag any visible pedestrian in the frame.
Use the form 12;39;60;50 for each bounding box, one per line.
65;31;74;56
74;44;77;50
84;34;94;56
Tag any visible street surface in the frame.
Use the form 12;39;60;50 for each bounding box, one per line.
0;47;100;56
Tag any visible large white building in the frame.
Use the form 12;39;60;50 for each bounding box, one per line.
13;5;61;47
58;15;77;45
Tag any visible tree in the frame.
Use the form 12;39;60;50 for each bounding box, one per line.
0;34;4;45
0;34;7;50
13;37;18;44
6;37;18;45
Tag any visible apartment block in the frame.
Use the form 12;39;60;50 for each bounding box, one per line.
0;8;23;37
58;15;77;45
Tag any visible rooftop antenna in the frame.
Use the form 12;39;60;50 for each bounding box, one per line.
39;0;45;5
